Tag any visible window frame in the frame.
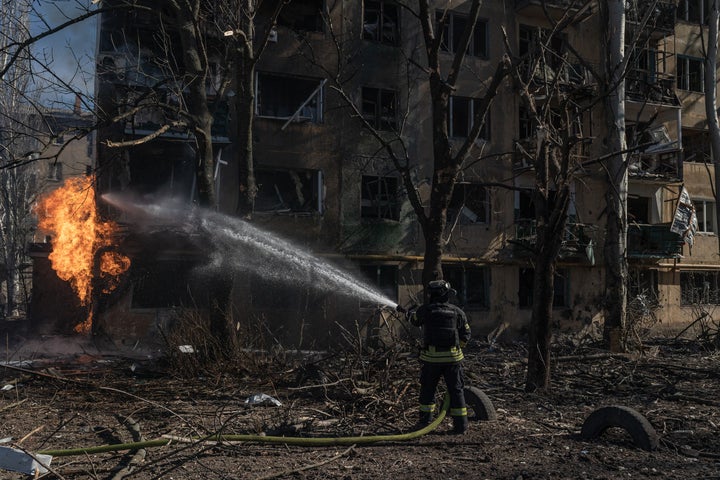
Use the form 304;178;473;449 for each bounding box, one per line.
677;0;710;24
449;96;491;140
360;174;401;221
255;72;325;123
676;55;704;93
448;183;490;225
695;199;717;233
362;0;399;46
437;10;489;59
361;86;398;131
681;270;720;305
443;265;490;310
518;267;568;309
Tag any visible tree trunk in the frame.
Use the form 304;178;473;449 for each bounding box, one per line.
602;0;628;352
234;60;257;217
526;256;555;392
705;0;720;254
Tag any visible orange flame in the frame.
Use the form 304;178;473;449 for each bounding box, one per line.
36;176;130;333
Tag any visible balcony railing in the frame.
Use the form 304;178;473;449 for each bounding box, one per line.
628;142;682;181
628;223;683;259
626;70;680;106
626;0;676;36
512;219;597;263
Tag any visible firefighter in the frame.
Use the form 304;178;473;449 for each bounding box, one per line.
401;279;471;434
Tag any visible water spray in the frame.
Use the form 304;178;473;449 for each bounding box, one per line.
102;194;398;309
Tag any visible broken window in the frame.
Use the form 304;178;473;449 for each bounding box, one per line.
362;87;397;131
449;96;490;140
681;271;720;305
677;0;710;23
448;183;489;225
683;129;711;163
518;106;533;139
518;267;567;308
437;11;488;58
256;73;324;123
358;264;398;303
628;268;659;303
628;195;651;224
677;55;704;92
255;168;324;214
361;175;400;220
363;1;399;45
277;0;325;32
444;265;489;309
695;199;716;233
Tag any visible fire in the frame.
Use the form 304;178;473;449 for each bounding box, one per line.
36;175;130;333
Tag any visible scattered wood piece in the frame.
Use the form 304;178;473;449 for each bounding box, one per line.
0;398;27;413
253;445;356;480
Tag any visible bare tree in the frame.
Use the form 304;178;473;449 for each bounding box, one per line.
600;0;629;352
0;0;44;317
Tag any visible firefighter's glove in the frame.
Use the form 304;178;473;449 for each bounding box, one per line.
459;340;467;348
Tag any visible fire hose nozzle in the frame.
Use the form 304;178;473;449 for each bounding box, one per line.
396;305;407;314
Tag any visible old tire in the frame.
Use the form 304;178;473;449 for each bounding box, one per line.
463;386;497;421
580;405;659;451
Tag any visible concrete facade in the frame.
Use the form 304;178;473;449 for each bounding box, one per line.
79;0;720;348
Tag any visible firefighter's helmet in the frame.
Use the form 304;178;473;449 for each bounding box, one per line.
427;280;456;299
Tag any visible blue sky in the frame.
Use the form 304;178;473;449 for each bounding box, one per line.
31;0;97;109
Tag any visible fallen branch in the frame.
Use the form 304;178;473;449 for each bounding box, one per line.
664;393;720;407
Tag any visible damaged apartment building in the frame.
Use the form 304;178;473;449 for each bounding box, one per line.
31;0;720;348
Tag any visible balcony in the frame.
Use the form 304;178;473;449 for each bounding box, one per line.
512;220;597;264
626;70;680;107
515;0;593;22
627;223;683;259
518;57;598;97
628;126;682;182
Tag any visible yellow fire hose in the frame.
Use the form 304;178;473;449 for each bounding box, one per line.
38;394;451;457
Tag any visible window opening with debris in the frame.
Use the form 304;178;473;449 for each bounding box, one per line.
681;271;720;305
362;87;397;131
444;265;490;309
361;175;400;220
47;162;63;182
255;168;324;214
437;10;488;58
448;183;489;225
363;1;399;45
256;73;324;123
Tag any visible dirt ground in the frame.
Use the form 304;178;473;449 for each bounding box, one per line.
1;334;719;480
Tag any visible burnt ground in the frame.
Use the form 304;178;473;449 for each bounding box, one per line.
1;334;719;480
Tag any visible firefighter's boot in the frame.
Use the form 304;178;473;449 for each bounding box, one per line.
416;411;433;428
451;415;469;435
